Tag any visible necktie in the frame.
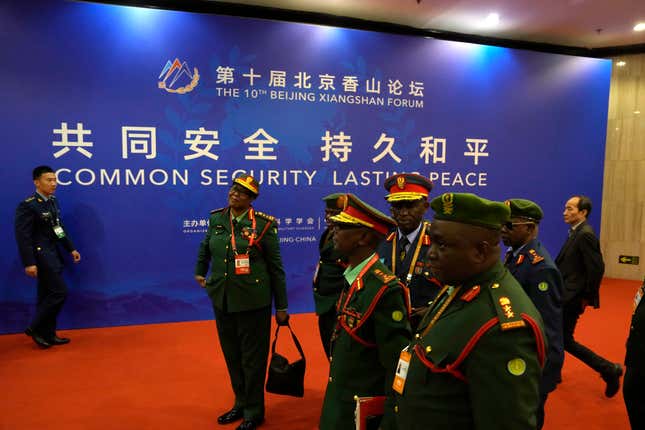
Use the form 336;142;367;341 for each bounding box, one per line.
399;236;409;262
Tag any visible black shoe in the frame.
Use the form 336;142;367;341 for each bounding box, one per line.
24;327;33;337
602;363;623;398
29;333;52;349
217;408;243;424
51;336;70;345
236;419;263;430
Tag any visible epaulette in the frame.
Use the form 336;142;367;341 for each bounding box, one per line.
24;196;35;202
385;231;396;242
372;268;397;284
528;249;544;265
255;211;275;222
210;207;225;214
487;282;526;331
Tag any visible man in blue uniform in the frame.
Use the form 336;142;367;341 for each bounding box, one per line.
15;165;81;348
313;193;348;359
501;198;564;429
377;173;441;328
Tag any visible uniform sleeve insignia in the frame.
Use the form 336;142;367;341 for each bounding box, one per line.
210;207;225;214
516;255;525;265
391;310;404;322
373;268;397;284
507;358;527;376
460;285;481;302
386;231;396;242
528;249;544;265
490;289;526;331
255;211;275;222
538;282;549;292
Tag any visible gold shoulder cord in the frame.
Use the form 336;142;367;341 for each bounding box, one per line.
391;221;428;284
421;285;462;336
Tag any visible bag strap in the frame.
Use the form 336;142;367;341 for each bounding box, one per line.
271;323;306;361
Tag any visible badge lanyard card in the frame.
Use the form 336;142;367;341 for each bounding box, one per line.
230;209;256;275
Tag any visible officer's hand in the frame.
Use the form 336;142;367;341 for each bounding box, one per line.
195;275;206;288
275;310;289;326
71;250;81;263
25;266;37;278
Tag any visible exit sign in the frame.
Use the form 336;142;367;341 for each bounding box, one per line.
619;255;640;265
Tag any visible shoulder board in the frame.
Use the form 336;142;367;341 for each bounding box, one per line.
423;221;431;233
528;249;544;265
209;207;225;214
24;196;35;202
371;268;398;284
385;231;396;242
254;211;275;222
487;282;527;331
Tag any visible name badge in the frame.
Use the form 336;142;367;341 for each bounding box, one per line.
392;347;411;394
53;225;66;239
234;254;251;275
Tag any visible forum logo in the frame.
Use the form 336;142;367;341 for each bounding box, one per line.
158;58;199;94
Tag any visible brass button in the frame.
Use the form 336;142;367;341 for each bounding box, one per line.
329;376;333;382
425;345;432;353
329;356;333;362
394;405;399;413
224;259;227;263
224;272;227;276
415;333;420;339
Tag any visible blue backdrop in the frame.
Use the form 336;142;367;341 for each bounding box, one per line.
0;0;611;333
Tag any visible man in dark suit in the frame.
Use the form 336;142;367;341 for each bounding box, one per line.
15;165;81;348
624;278;645;428
555;195;622;397
501;198;564;429
377;173;441;328
312;193;348;359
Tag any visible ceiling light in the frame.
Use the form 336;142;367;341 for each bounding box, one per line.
634;110;641;115
616;61;626;67
634;23;645;31
484;13;500;27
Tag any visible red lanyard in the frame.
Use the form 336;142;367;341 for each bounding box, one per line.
341;254;379;310
229;207;256;255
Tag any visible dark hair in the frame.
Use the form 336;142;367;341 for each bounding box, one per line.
32;165;54;180
574;195;593;217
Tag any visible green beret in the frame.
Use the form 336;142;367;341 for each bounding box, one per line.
322;193;344;210
504;198;543;222
430;193;510;230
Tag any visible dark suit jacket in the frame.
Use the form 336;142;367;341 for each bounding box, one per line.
15;193;75;273
555;221;604;307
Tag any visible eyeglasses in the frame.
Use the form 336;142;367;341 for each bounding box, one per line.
503;221;535;230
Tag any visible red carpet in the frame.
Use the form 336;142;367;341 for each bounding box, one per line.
0;278;636;430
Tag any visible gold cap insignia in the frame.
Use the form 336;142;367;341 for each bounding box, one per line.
441;193;454;215
396;176;406;189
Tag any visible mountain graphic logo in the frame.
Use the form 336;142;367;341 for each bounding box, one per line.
158;58;199;94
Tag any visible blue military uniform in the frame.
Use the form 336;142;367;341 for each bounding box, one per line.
15;192;76;341
377;221;440;309
505;239;564;395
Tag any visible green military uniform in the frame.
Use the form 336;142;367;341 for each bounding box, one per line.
391;193;547;430
319;194;412;430
195;175;287;424
314;193;348;358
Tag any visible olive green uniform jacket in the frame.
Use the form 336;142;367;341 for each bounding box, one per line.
195;206;288;312
320;256;412;430
391;262;546;430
